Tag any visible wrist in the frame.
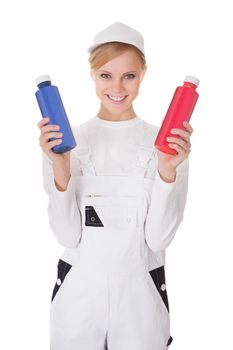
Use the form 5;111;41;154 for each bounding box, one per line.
52;158;70;167
157;167;176;183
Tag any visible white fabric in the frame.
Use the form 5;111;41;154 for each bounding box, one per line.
42;115;189;349
42;115;189;255
87;21;145;55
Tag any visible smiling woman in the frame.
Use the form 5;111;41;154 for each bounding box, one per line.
98;68;137;103
88;41;147;121
43;21;191;350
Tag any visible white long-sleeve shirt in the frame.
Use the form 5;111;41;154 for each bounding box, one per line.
42;115;189;252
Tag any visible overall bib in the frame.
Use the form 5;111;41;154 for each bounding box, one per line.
50;141;173;350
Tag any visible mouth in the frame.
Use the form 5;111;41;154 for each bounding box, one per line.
106;94;128;104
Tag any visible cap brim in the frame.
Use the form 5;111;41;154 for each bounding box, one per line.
87;44;100;53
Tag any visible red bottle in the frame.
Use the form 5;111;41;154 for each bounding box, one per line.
154;76;200;155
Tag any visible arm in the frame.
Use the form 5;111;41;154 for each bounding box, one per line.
42;151;82;248
144;157;189;252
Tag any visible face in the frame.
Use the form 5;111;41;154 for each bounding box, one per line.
91;50;147;119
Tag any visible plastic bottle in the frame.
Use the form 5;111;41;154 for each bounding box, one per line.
154;76;200;155
35;74;77;153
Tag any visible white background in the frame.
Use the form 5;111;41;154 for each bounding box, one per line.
1;0;232;348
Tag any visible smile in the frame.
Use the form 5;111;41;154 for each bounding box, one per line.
107;95;128;103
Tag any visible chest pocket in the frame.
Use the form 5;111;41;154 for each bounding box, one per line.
84;204;138;230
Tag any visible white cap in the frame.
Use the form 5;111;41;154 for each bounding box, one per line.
35;74;51;86
87;22;145;55
184;75;200;86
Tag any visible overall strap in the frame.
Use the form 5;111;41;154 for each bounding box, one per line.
73;145;96;176
135;124;157;178
73;121;157;178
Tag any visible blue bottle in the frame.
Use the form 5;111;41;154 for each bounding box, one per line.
35;74;77;153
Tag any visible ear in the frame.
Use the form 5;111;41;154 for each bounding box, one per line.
140;65;147;82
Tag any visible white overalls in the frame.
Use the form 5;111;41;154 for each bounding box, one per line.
49;138;173;350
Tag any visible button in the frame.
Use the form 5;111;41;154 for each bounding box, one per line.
56;278;62;286
91;217;96;222
160;283;166;291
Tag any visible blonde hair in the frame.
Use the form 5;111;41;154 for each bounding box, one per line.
88;42;146;71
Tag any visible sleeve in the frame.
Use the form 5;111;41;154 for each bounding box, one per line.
144;156;189;252
42;151;82;248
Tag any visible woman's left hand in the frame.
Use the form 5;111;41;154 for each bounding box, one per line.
157;120;193;181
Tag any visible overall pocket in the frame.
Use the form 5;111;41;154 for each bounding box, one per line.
148;265;173;347
85;206;104;227
85;205;138;229
149;265;169;312
51;259;72;303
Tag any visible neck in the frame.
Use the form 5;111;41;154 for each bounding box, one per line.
96;105;138;121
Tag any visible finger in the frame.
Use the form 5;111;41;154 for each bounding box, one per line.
39;132;63;147
41;124;60;135
42;138;62;151
171;128;190;142
40;131;63;142
167;136;191;150
169;142;191;155
37;117;50;129
183;121;194;134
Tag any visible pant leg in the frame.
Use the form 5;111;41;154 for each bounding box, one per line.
107;267;171;350
49;260;108;350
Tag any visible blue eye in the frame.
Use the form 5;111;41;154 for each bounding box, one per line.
100;73;111;79
100;73;136;79
125;74;135;79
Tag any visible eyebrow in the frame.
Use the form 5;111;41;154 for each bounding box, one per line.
98;70;137;74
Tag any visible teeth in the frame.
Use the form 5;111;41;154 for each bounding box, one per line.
108;95;126;101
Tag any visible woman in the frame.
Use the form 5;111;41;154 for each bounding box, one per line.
38;22;192;350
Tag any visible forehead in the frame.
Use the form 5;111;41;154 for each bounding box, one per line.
98;50;142;73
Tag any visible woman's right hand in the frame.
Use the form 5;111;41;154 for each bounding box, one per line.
37;117;70;164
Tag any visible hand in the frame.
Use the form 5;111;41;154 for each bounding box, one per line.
157;120;193;178
37;117;70;164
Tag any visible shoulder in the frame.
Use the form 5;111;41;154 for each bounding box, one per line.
142;119;159;135
71;117;94;147
71;120;89;139
69;119;94;176
139;119;160;149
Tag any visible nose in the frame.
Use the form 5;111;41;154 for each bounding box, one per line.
110;78;124;93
